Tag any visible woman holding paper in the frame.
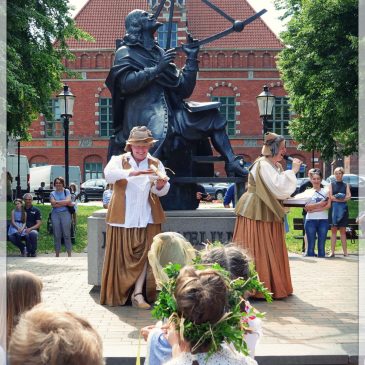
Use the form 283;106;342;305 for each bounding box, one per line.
100;126;170;308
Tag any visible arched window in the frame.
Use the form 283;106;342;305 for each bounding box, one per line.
247;52;255;68
211;89;236;137
232;53;240;68
217;53;225;68
80;54;90;69
95;54;104;68
201;53;210;68
263;52;271;68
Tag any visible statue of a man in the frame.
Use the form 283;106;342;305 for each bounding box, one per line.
106;9;246;176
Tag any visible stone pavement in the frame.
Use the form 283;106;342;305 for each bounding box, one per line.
7;252;359;365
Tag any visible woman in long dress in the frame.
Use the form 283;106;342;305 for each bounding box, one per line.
233;132;302;299
100;126;170;308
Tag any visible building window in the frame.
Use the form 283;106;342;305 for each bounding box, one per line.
266;97;290;136
45;99;64;138
211;96;236;137
157;22;178;48
30;162;48;167
99;98;114;137
84;162;103;181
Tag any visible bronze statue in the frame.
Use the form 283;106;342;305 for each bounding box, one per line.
106;9;247;178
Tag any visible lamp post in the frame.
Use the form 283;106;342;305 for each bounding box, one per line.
16;138;22;198
57;85;75;188
256;85;275;135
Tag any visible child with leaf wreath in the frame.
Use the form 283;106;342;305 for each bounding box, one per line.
143;240;271;364
164;266;257;365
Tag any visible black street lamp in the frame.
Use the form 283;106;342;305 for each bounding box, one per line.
16;137;22;199
256;85;275;135
57;85;75;188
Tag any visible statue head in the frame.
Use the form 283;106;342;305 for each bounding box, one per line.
124;9;162;45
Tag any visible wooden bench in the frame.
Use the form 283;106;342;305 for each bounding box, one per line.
293;217;359;250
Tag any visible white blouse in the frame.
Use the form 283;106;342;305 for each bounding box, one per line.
251;159;297;200
164;344;258;365
104;152;170;228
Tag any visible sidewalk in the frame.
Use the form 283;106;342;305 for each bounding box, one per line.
6;253;359;365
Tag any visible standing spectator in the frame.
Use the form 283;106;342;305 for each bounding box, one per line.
100;126;170;308
22;193;42;257
223;183;235;208
304;170;331;257
69;183;79;226
102;183;113;209
7;171;13;201
8;199;27;256
37;181;45;204
233;132;301;299
7;270;43;345
328;167;351;257
49;177;75;257
8;306;105;365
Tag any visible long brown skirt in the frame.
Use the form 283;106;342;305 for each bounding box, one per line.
100;224;161;306
233;216;293;299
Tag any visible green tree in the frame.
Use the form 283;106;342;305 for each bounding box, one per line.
275;0;358;160
7;0;93;139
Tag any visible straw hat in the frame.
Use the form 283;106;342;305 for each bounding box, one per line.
148;232;196;290
261;132;280;156
124;126;158;152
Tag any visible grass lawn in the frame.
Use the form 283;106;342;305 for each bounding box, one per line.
285;199;359;254
6;203;102;254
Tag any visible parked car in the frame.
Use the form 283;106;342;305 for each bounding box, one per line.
294;177;329;195
79;178;107;202
326;174;365;198
200;183;229;200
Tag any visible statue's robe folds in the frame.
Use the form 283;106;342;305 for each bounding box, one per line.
105;42;226;157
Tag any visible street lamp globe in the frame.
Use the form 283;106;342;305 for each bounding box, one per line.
256;85;275;135
57;85;75;117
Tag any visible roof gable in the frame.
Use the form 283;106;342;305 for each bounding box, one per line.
67;0;282;50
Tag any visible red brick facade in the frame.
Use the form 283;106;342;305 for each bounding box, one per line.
21;0;320;181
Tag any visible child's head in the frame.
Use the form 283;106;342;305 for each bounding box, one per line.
69;183;77;193
148;232;196;289
8;305;105;365
174;266;227;352
40;182;45;187
7;270;43;343
201;244;251;280
13;199;23;209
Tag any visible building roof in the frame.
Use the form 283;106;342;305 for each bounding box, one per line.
67;0;282;50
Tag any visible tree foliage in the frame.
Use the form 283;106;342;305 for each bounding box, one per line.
7;0;93;139
275;0;358;160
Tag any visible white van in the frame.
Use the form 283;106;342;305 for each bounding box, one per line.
29;165;82;196
6;154;30;195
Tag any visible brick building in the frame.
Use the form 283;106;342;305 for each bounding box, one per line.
21;0;317;182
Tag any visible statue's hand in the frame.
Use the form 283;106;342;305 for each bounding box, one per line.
155;48;176;73
182;33;199;59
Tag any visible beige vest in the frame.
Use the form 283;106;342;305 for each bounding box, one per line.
234;157;285;222
106;154;166;225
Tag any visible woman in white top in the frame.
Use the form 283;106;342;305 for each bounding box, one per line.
304;170;331;257
100;126;170;308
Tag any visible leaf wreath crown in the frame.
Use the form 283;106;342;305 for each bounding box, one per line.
151;261;272;357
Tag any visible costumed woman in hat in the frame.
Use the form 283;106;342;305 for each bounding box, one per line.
233;132;302;299
100;126;170;308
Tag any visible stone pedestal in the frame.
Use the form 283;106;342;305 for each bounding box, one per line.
87;208;236;286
